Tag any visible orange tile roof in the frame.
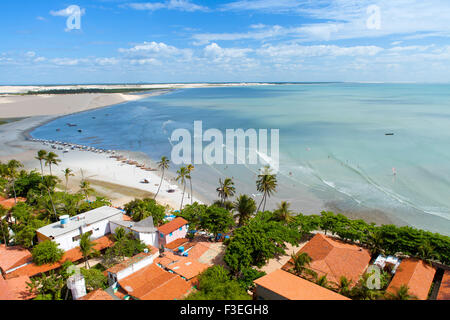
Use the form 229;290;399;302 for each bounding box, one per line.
254;269;350;300
387;258;436;300
0;244;33;274
6;235;115;279
122;215;133;222
0;196;5;202
119;264;190;300
165;238;190;250
154;251;180;268
166;258;210;280
3;275;36;300
0;275;36;300
80;289;114;301
185;242;210;260
158;217;188;235
106;245;158;274
0;198;26;209
0;276;14;300
283;234;371;286
437;270;450;300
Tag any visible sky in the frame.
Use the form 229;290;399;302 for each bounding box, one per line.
1;0;450;84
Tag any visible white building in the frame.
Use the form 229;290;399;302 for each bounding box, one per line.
36;206;124;251
106;247;159;286
109;216;159;248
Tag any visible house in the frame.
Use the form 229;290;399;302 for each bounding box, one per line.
437;270;450;300
282;233;371;286
166;258;210;281
109;215;159;248
6;235;114;279
386;258;436;300
373;254;401;274
79;289;115;301
36;206;124;251
105;245;159;286
0;244;33;276
117;263;191;300
0;197;26;210
157;217;189;248
253;269;350;300
0;275;36;300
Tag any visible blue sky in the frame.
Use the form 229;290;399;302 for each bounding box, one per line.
1;0;450;84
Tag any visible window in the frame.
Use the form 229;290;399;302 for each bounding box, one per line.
169;232;173;237
72;230;93;242
179;227;182;231
160;233;164;238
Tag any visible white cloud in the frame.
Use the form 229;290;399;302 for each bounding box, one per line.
126;0;208;12
50;5;85;17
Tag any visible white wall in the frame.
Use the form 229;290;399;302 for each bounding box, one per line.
53;217;119;251
115;252;159;281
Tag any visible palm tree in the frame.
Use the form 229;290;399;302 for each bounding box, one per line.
367;229;384;256
216;178;236;205
291;252;315;278
418;241;436;265
234;194;256;226
79;180;94;202
44;152;61;176
187;164;195;205
154;156;170;200
39;175;60;221
5;160;23;204
274;201;294;224
35;150;47;178
336;276;352;296
176;167;190;211
386;285;417;300
80;232;96;268
62;168;75;195
256;165;277;212
316;275;331;289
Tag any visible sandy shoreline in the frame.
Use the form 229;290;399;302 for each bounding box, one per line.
0;84;402;226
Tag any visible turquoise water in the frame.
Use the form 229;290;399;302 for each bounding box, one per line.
31;84;450;235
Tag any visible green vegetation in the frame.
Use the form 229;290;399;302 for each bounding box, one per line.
223;211;301;273
124;198;166;225
102;233;147;267
32;240;64;265
179;203;234;237
80;268;108;291
154;156;170;200
185;265;251;300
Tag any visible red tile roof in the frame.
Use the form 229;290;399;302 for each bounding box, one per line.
0;276;14;300
165;238;190;250
185;242;210;260
166;258;210;280
0;198;26;209
0;244;33;274
79;289;114;301
154;251;180;268
282;234;371;286
254;269;350;300
387;258;436;300
119;264;191;300
0;275;36;300
6;235;114;279
158;217;188;235
437;270;450;300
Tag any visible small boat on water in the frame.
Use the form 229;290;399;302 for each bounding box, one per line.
385;133;394;136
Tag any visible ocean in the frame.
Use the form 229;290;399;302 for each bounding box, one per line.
30;84;450;235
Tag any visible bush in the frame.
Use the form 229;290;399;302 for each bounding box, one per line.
32;240;64;266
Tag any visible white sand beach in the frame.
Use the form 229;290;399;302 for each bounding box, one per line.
0;85;215;209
